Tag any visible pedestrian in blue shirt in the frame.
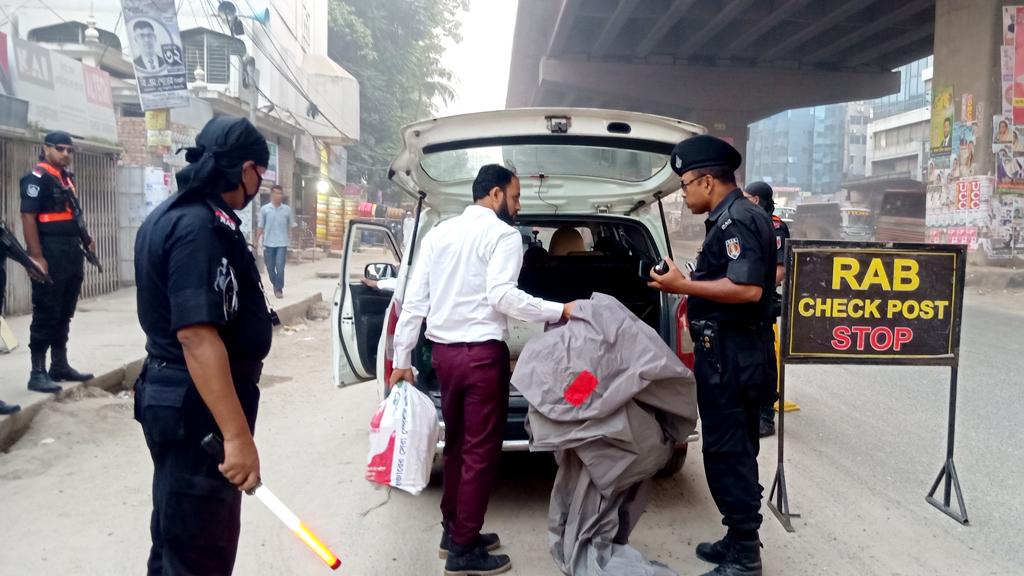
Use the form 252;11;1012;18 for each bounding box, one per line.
256;185;294;298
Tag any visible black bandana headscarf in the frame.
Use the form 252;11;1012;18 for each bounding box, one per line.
174;116;270;203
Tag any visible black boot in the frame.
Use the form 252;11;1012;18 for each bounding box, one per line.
0;400;21;415
28;353;62;393
696;532;734;564
49;348;94;382
700;539;762;576
758;406;776;438
444;543;511;576
439;526;501;559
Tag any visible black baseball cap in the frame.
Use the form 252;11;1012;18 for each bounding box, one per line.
44;131;74;147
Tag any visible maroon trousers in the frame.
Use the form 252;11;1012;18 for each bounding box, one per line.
432;340;510;548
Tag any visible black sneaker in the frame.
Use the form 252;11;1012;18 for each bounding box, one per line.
444;543;511;576
699;539;762;576
439;530;501;559
696;533;733;564
0;400;21;415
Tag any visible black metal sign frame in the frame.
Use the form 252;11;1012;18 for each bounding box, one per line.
768;239;969;532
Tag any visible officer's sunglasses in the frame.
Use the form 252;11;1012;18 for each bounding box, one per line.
47;144;74;154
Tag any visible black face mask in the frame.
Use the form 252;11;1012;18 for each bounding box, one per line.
240;167;262;209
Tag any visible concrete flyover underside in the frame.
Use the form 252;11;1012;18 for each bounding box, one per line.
507;0;936;149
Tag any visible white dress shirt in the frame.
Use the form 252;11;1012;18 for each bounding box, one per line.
392;205;564;369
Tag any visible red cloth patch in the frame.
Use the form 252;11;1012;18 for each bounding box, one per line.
564;370;599;407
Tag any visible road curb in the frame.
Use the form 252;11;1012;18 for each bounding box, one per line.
0;293;324;453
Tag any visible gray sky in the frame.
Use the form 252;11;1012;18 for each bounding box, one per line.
436;0;519;117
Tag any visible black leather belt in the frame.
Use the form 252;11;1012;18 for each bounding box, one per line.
145;356;263;383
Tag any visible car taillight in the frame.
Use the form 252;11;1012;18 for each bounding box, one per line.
383;300;401;383
676;296;695;370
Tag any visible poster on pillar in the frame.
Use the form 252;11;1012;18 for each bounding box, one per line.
122;0;189;110
1003;46;1015;118
931;86;954;156
994;115;1012;150
955;123;976;178
1015;7;1024;125
1006;7;1018;46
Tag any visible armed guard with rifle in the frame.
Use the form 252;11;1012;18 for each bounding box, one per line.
19;131;97;394
1;219;53;414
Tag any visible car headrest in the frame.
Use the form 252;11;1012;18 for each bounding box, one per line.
549;227;585;256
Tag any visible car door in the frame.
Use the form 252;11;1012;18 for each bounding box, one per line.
332;220;402;387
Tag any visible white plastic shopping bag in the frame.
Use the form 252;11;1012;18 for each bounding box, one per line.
366;380;440;495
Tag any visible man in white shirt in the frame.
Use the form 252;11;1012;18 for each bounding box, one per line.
390;164;575;576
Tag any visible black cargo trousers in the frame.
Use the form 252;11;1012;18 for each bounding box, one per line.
135;359;261;576
691;321;767;533
29;236;84;355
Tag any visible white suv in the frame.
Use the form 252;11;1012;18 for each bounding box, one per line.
332;108;699;475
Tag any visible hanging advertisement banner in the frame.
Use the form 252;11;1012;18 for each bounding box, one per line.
122;0;189;110
265;142;280;183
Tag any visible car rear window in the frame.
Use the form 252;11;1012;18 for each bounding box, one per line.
420;144;668;183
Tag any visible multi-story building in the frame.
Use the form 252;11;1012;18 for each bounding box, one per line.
746;108;814;192
747;102;857;198
0;0;360;311
844;101;870;180
865;56;933;181
747;56;933;199
811;104;846;197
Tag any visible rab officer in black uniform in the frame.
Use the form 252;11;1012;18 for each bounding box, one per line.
744;181;789;438
649;136;775;576
20;131;94;394
134;116;273;575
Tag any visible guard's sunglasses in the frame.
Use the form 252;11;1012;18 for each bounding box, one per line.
47;144;74;154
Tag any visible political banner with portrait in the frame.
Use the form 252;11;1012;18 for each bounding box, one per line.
931;86;954;156
122;0;189;110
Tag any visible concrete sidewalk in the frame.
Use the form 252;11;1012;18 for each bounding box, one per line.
0;255;342;448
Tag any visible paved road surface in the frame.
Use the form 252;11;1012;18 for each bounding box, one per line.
0;293;1019;575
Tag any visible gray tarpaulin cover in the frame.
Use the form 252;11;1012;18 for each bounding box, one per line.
511;293;698;576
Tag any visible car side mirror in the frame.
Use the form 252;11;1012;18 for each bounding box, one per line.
365;263;397;281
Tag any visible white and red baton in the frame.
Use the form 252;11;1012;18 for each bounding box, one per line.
202;434;341;571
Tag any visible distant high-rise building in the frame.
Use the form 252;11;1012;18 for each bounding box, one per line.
865;56;934;181
746;108;814;192
844;101;871;180
747;55;934;192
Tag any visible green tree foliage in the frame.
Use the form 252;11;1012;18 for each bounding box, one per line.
329;0;468;201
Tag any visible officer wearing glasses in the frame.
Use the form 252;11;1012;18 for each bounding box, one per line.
19;131;94;394
648;135;775;576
